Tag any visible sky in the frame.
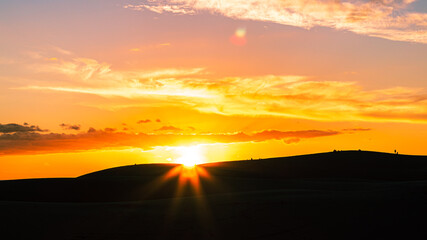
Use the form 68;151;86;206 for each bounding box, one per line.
0;0;426;179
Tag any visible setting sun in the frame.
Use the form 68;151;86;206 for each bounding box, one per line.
175;145;205;167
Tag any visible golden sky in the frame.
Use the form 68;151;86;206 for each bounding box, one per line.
1;0;426;179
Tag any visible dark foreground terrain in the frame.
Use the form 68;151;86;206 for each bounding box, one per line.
1;151;427;239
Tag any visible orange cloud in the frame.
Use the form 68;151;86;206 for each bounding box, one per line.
283;138;300;144
125;0;427;44
155;126;183;131
137;119;151;124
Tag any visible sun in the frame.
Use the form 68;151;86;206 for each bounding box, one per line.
175;145;204;167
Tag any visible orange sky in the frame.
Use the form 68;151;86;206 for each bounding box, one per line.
0;0;427;180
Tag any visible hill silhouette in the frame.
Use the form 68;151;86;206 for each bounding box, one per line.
1;151;426;202
1;150;427;239
82;150;427;180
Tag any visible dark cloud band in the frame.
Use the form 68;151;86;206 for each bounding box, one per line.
0;123;45;133
0;123;361;156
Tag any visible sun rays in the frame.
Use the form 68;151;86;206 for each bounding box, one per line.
148;147;215;234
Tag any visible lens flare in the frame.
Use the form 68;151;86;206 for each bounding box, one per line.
235;28;246;38
230;27;247;46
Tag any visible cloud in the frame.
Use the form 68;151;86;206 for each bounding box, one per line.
129;43;172;53
23;55;209;98
0;123;45;133
20;52;427;124
32;57;112;82
342;128;371;132
51;46;73;56
283;138;300;144
137;119;152;124
155;126;183;131
176;75;427;123
86;127;116;133
104;128;117;132
0;125;345;156
125;0;427;44
59;123;81;131
252;129;340;141
124;3;196;15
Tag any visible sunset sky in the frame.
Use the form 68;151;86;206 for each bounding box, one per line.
1;0;426;179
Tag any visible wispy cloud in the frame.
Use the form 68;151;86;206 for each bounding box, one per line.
183;76;427;123
25;85;213;99
124;2;196;15
23;52;210;98
19;51;427;123
129;43;172;52
125;0;427;43
342;128;372;132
